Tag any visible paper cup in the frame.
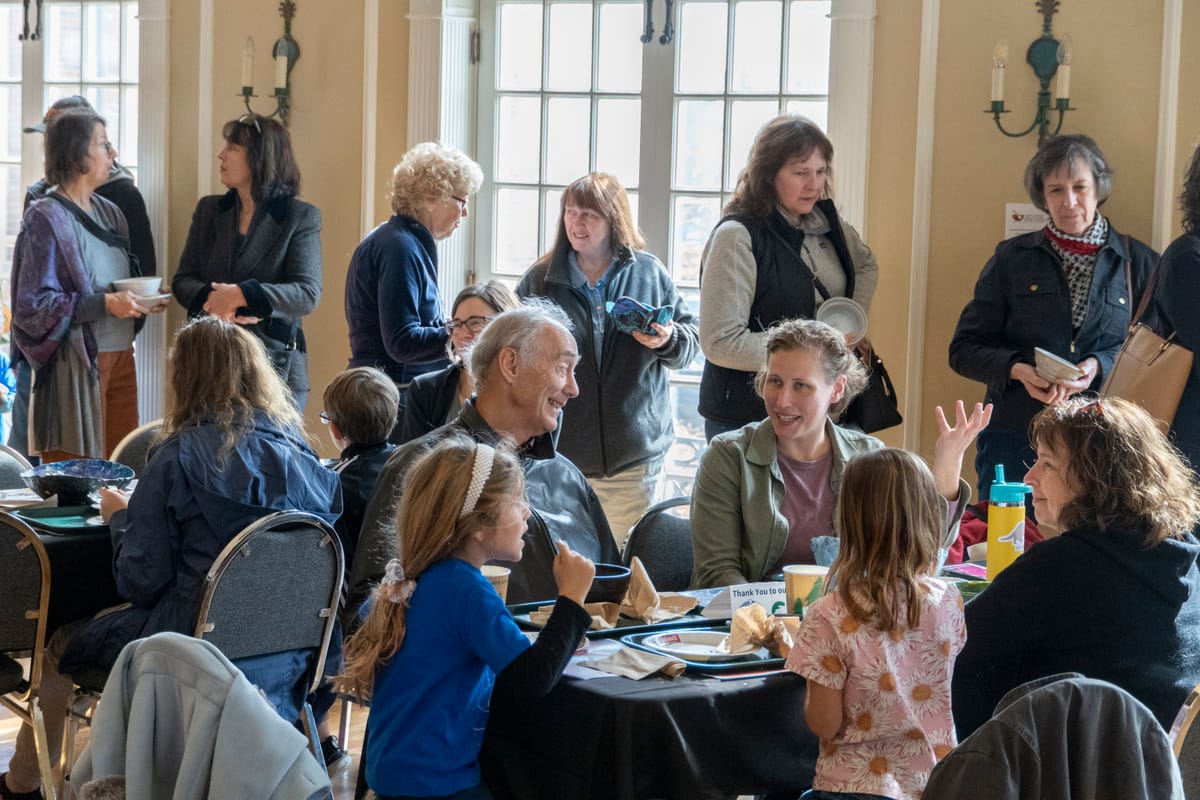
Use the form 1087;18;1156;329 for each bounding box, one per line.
784;565;828;615
481;565;511;603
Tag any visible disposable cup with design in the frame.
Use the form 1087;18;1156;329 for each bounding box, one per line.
783;564;828;615
481;564;511;603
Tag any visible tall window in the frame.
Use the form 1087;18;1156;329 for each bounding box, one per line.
0;0;140;310
477;0;834;494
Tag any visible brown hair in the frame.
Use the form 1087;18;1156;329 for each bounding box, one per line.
221;115;301;202
754;318;867;419
322;367;399;445
831;448;942;632
1029;397;1200;544
163;317;303;458
335;433;525;700
724;114;834;220
1023;133;1113;213
447;281;521;362
536;172;646;267
1181;139;1200;232
44;108;105;188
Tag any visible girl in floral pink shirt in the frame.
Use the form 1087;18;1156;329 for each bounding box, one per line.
788;448;967;800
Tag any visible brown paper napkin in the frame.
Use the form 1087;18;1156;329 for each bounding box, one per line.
579;647;686;680
529;602;621;630
729;605;797;658
619;557;699;623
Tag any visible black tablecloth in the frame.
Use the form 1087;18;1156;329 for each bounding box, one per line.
32;525;121;635
482;670;817;800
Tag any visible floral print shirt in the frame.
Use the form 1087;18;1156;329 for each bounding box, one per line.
787;578;966;799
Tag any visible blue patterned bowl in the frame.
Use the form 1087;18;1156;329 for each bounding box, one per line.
22;459;135;506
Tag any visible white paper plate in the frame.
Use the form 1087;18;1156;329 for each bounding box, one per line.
816;298;868;344
639;631;758;662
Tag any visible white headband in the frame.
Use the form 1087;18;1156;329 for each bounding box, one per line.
459;442;495;518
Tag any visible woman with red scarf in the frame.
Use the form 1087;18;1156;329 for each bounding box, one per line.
949;135;1157;503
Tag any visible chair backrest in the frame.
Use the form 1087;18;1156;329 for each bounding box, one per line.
1170;681;1200;794
0;512;51;691
109;419;163;476
0;444;33;490
622;496;693;591
194;510;343;697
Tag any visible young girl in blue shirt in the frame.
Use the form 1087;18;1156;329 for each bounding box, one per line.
336;432;594;800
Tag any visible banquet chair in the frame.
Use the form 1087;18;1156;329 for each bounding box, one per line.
0;443;33;489
108;419;162;475
0;512;59;800
622;495;693;591
1169;680;1200;796
63;510;345;777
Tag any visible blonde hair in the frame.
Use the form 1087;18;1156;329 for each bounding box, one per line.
390;142;484;217
831;448;942;632
754;318;868;420
334;433;525;700
163;317;303;458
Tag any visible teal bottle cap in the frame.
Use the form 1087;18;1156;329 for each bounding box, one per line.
991;465;1032;504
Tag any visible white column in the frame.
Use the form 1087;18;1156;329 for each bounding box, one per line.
1152;0;1183;250
826;0;876;235
408;0;478;305
135;0;170;423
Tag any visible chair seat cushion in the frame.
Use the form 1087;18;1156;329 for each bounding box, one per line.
0;653;26;693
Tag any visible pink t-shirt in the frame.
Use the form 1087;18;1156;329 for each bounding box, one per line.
769;450;835;572
787;578;966;800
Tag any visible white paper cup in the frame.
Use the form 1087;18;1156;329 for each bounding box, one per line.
783;564;828;615
481;564;511;603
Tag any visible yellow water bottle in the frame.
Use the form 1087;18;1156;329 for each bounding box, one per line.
986;465;1032;580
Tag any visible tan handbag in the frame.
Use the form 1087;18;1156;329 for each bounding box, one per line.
1100;247;1193;433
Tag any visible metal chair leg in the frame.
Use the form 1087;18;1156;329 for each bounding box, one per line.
299;701;322;765
29;696;58;800
62;690;99;794
337;695;352;750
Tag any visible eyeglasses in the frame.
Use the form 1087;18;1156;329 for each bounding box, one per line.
238;113;263;134
319;411;332;424
445;315;494;334
99;140;115;156
451;194;469;212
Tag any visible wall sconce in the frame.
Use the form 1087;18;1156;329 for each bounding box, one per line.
987;0;1073;144
240;1;300;126
18;0;43;41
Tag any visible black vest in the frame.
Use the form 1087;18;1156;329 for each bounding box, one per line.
698;199;856;426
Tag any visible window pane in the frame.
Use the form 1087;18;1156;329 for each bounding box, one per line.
542;188;562;254
673;99;723;190
784;98;827;131
546;3;592;91
595;97;639;189
0;85;19;161
122;3;139;83
496;95;542;183
45;4;83;81
596;2;642;93
84;85;119;138
670;195;720;287
0;6;22;80
786;1;831;94
544;96;589;185
677;2;727;93
495;187;540;275
665;382;705;496
84;3;122;82
731;1;781;93
498;3;543;91
0;164;20;236
627;190;638;230
121;85;137;166
727;99;778;190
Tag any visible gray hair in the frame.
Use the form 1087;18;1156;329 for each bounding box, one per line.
1024;134;1113;212
469;299;574;393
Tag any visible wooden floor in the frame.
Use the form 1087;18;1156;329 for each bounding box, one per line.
0;700;368;799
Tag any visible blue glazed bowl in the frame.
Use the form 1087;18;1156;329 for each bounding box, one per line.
22;459;135;506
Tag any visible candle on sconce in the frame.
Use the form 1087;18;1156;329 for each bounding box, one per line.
1055;34;1073;101
274;39;290;91
241;38;254;89
991;41;1008;104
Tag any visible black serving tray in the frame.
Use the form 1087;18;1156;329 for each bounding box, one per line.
620;625;787;674
510;600;722;640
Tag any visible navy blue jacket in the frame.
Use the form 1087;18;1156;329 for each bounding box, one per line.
60;411;342;675
1152;230;1200;468
331;440;396;568
949;226;1156;433
517;249;698;477
345;215;450;385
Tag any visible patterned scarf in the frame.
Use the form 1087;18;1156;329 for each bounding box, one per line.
1044;214;1108;331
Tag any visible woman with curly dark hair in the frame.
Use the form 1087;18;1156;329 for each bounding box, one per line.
952;396;1200;737
1151;141;1200;471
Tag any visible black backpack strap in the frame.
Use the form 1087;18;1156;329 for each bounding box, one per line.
45;192;141;277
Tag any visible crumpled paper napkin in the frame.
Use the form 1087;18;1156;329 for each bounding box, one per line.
619;557;699;623
529;602;621;630
578;646;686;679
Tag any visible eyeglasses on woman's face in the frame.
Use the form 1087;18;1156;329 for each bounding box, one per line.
451;194;469;213
319;411;332;424
445;315;494;335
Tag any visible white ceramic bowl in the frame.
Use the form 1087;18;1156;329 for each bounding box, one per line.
113;277;163;296
816;298;868;345
1034;347;1085;382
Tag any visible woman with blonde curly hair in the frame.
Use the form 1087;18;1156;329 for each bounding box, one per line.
335;432;593;799
953;396;1200;737
345;142;484;440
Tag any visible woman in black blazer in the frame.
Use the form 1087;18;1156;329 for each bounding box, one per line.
401;280;519;442
172;114;322;410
